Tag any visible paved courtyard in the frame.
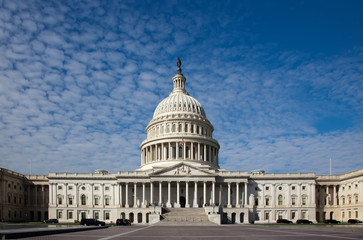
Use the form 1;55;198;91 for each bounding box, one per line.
22;224;363;240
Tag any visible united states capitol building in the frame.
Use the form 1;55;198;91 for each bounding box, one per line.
1;60;362;224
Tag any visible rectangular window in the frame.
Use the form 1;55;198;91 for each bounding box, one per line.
355;196;358;204
292;186;295;190
68;197;73;205
68;186;73;190
95;186;99;191
355;211;358;218
94;198;99;206
94;211;99;220
291;211;296;219
302;197;307;206
265;212;270;220
105;198;110;206
58;197;62;205
265;198;270;206
68;211;73;219
58;186;62;190
105;212;110;220
292;197;296;206
342;211;345;219
58;211;62;219
302;211;307;219
348;211;351;218
255;198;259;206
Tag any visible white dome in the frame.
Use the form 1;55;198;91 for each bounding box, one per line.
153;92;206;119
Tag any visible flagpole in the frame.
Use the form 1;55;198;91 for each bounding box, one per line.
330;157;332;175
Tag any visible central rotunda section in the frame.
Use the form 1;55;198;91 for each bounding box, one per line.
139;59;220;171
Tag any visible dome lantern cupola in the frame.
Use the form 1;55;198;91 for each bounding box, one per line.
171;58;187;95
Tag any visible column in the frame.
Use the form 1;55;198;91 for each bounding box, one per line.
90;184;94;206
203;144;208;161
183;142;186;160
193;181;198;208
141;149;144;165
244;182;247;206
50;184;53;205
191;142;194;160
326;185;330;205
159;182;162;206
216;150;219;165
150;182;154;205
75;184;78;206
119;184;123;207
142;183;146;207
176;142;179;160
125;183;129;208
236;182;240;208
286;184;290;206
209;146;212;162
133;183;137;208
168;142;172;160
101;184;104;207
176;181;180;207
212;182;215;205
162;143;165;160
198;143;201;160
333;185;337;206
167;181;171;208
186;182;190;208
114;184;118;206
227;182;231;208
203;182;207;206
157;144;160;161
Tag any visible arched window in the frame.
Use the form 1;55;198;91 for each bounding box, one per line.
278;195;283;205
81;194;86;205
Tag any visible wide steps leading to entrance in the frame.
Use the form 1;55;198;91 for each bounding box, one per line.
158;208;214;225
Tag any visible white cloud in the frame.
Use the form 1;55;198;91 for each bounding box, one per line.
0;0;362;176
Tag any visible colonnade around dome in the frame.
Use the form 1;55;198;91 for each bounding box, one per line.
141;141;219;167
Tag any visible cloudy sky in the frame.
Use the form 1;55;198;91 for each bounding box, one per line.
1;0;362;175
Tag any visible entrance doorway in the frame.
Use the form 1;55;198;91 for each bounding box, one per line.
180;196;186;208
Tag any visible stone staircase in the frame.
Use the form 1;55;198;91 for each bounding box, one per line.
157;208;215;225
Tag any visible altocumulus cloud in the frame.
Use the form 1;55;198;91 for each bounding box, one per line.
0;0;362;175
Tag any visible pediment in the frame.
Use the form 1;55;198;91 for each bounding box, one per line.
150;163;214;177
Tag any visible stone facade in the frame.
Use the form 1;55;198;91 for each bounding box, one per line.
0;168;48;222
316;169;363;223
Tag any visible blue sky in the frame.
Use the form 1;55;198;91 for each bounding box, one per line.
0;0;362;175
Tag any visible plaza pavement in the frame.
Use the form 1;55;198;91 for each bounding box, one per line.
15;224;363;240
